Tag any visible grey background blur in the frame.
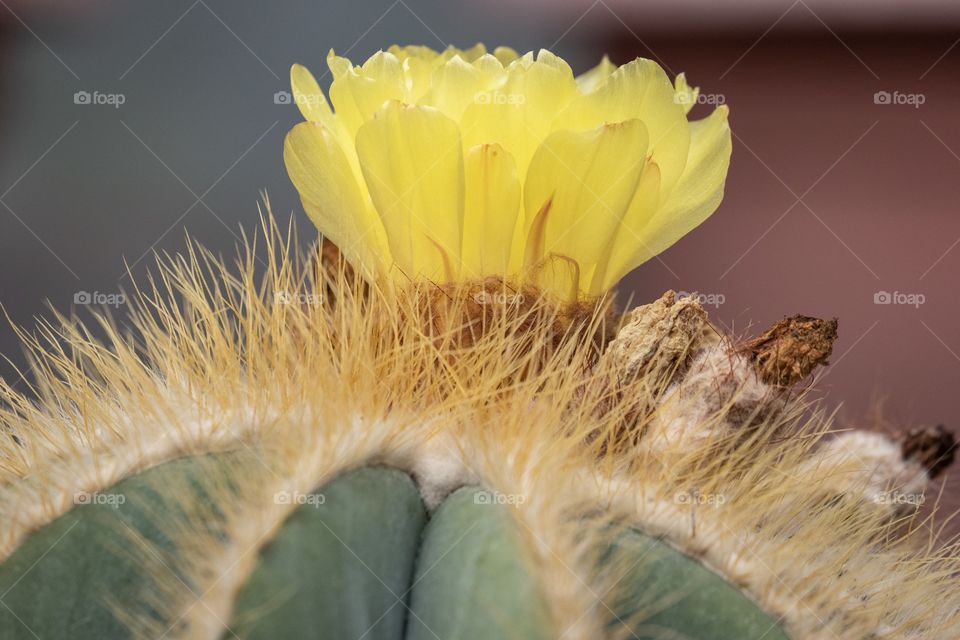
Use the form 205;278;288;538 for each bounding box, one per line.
1;1;958;485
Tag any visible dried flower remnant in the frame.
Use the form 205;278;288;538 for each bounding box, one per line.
901;425;957;479
739;315;839;386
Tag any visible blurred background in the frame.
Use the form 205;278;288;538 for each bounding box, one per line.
0;1;958;518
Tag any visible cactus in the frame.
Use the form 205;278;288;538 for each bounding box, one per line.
0;229;955;639
1;43;959;639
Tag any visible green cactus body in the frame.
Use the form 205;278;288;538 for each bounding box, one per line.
0;459;787;639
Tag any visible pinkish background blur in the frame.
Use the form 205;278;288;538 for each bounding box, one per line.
0;1;958;524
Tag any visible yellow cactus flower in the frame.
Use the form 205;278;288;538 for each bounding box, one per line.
283;44;731;301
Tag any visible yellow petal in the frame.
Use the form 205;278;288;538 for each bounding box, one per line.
326;49;352;78
554;58;690;194
422;55;484;122
421;53;511;123
473;53;504;77
290;64;368;210
590;160;661;292
401;57;434;101
284;122;391;279
599;105;731;289
521;119;649;294
361;50;401;78
461;143;520;277
575;55;616;93
534;49;574;76
461;51;579;178
388;44;441;63
673;72;699;116
355;101;465;281
457;43;488;62
493;46;520;66
290;63;332;123
328;51;404;137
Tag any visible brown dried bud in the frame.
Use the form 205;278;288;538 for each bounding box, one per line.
740;315;838;387
901;425;956;479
